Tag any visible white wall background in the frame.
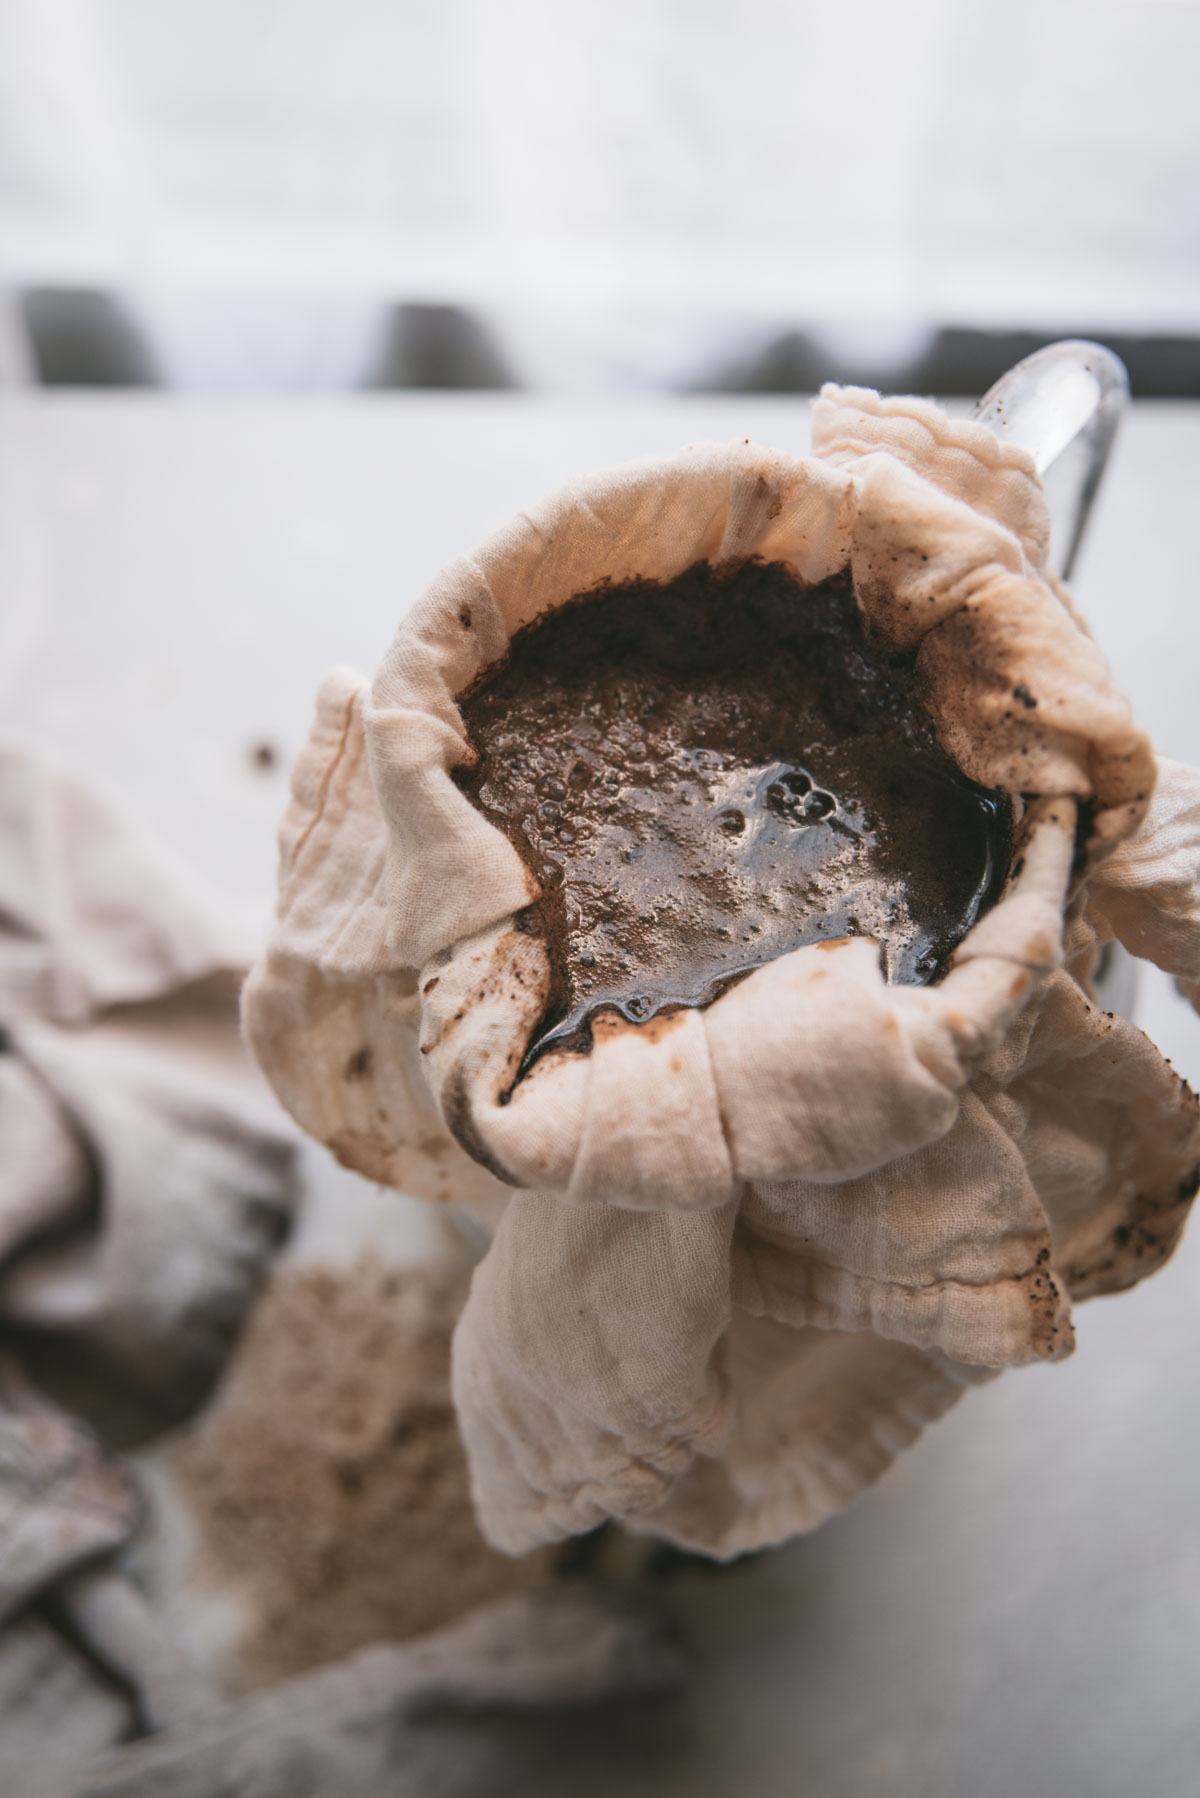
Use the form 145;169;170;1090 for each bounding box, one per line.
0;0;1198;388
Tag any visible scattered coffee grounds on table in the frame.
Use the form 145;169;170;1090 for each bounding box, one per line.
169;1259;550;1692
455;560;1010;1065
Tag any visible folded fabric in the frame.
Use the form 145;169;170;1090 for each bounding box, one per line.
0;1359;139;1628
77;1587;684;1798
0;1361;218;1796
0;740;243;1029
0;1615;132;1798
0;740;298;1446
1;1018;296;1444
0;741;299;1788
245;388;1200;1557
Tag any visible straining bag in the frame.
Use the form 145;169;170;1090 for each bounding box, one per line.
246;388;1199;1556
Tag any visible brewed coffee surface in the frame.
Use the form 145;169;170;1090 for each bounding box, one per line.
455;561;1008;1063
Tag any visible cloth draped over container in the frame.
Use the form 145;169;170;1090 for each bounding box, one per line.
245;388;1200;1558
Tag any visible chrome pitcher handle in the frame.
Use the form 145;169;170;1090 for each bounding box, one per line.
975;338;1137;1017
972;339;1129;580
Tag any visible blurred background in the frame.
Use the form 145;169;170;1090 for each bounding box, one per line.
2;0;1199;398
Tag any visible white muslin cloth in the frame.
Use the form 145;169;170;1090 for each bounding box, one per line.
246;388;1200;1556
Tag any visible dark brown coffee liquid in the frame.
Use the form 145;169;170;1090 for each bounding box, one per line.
455;561;1008;1065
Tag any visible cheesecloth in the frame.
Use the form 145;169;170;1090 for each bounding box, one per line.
245;387;1200;1556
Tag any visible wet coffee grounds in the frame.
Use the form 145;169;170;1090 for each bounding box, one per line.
455;560;1010;1064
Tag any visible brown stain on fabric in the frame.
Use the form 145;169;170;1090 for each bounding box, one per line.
1064;1166;1200;1300
1016;1258;1075;1360
441;1064;521;1185
167;1258;550;1695
325;1128;399;1187
591;1008;686;1048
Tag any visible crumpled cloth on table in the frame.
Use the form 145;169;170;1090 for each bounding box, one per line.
0;740;298;1790
75;1586;683;1798
0;1352;680;1798
0;740;299;1446
0;1359;223;1798
245;386;1200;1559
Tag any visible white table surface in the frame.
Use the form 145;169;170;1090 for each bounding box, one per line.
2;393;1199;1797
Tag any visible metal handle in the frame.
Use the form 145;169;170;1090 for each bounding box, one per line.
974;339;1138;1019
972;338;1129;580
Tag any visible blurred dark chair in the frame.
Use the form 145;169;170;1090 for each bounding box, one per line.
21;288;160;387
687;328;829;395
364;302;516;390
